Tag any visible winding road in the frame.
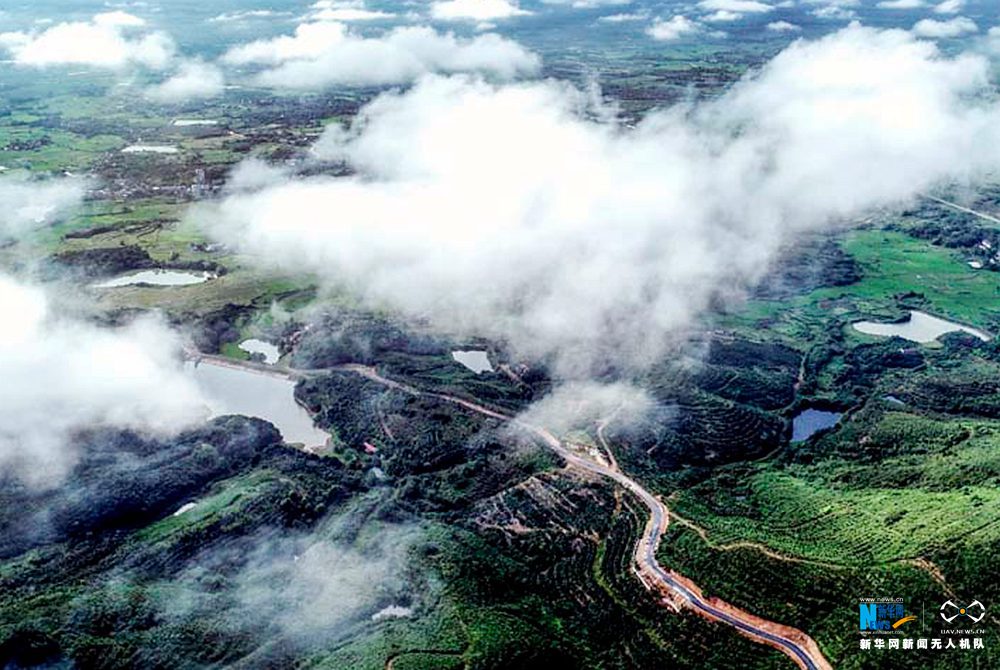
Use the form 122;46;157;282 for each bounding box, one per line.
187;351;831;669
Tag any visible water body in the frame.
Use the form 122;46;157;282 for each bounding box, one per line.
172;119;218;127
93;269;214;288
451;350;493;374
791;409;843;443
122;145;179;154
852;310;989;343
238;338;280;364
186;360;329;449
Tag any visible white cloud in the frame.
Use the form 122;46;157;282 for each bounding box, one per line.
430;0;531;21
223;22;540;88
209;10;286;23
705;10;743;22
0;177;87;237
598;12;648;22
573;0;632;5
224;159;292;194
699;0;773;13
647;15;700;40
93;10;147;27
313;7;394;20
542;0;633;7
201;26;1000;378
308;1;395;21
912;16;977;38
236;527;418;639
767;20;801;31
516;382;655;436
145;60;225;103
0;12;174;69
812;5;857;19
877;0;925;8
803;0;859;6
0;275;207;488
225;22;343;64
933;0;965;14
988;27;1000;54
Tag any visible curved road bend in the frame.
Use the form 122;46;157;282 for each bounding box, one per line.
186;353;831;670
537;437;829;670
335;365;833;670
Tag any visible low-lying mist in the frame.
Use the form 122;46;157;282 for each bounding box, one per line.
0;274;207;488
200;25;1000;389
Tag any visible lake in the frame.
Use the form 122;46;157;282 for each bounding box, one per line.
93;269;215;288
185;360;329;450
852;310;989;343
451;350;493;374
791;409;842;443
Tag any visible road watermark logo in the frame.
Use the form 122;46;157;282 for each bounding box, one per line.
857;597;989;655
859;598;912;632
940;600;986;625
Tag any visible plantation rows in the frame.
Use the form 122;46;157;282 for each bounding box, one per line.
655;524;974;669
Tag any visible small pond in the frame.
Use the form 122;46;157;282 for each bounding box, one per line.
123;144;179;154
451;350;493;374
852;310;989;343
791;409;843;443
238;338;281;364
172;119;218;127
93;269;215;288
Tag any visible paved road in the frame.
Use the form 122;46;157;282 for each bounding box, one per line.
548;441;827;670
187;352;830;669
634;489;823;670
328;365;831;670
923;195;1000;226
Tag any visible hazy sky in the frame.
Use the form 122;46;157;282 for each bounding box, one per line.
3;1;998;100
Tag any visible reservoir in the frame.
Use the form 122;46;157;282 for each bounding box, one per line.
94;269;215;288
452;350;493;374
791;409;842;443
852;310;989;343
185;360;329;450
